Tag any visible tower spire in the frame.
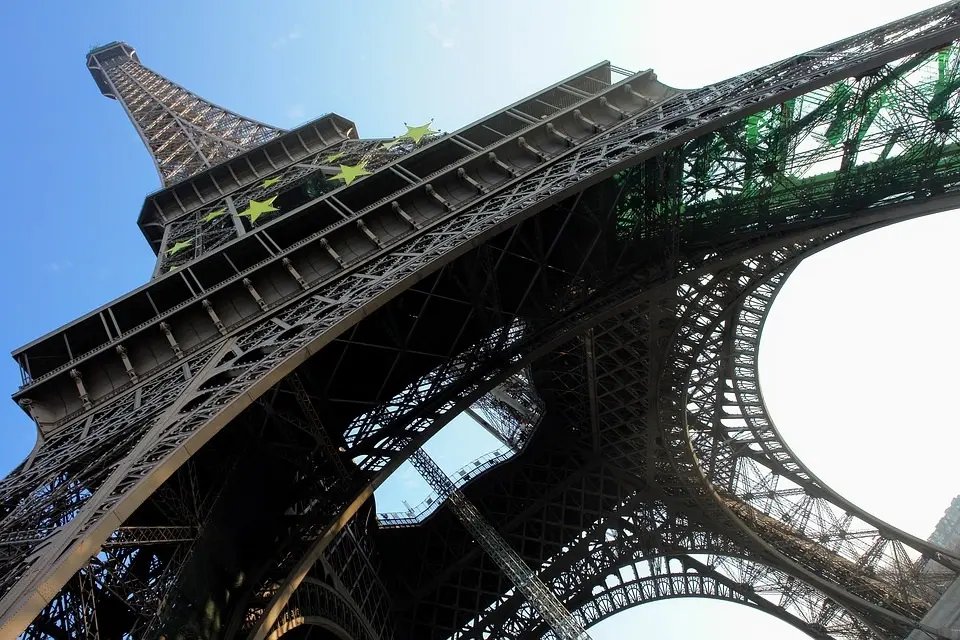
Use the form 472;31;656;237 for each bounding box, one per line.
86;42;284;186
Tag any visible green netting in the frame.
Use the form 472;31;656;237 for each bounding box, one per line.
610;42;960;247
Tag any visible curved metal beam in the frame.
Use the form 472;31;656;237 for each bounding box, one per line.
269;614;356;640
468;505;868;640
656;239;958;636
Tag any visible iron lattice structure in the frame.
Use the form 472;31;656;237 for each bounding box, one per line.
408;449;591;640
2;4;960;638
87;42;285;186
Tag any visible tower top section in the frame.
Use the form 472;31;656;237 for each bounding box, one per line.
85;41;285;186
86;41;138;99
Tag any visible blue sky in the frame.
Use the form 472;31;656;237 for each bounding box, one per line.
0;1;958;638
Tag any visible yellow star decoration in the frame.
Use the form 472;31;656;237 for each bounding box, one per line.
166;239;193;256
202;209;226;223
239;196;279;224
328;162;372;186
401;122;439;144
262;177;281;188
325;152;345;163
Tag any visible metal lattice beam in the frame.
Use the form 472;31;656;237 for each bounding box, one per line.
410;449;591;640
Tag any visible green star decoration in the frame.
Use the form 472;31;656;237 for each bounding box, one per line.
380;138;404;150
262;177;280;188
239;196;279;224
202;209;226;223
166;239;193;256
169;265;179;272
328;162;372;186
325;152;345;163
401;122;439;144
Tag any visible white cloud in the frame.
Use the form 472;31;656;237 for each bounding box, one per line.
427;22;455;49
285;104;306;121
271;28;302;49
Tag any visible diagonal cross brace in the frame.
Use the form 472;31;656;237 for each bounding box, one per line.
409;448;592;640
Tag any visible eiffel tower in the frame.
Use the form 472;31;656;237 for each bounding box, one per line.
3;3;960;638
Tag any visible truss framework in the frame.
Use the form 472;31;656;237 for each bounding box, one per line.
263;502;396;640
5;3;960;638
410;449;591;640
86;42;284;186
376;233;958;640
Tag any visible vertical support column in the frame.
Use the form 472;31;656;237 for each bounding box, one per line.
159;322;183;359
70;369;92;410
468;371;542;449
202;299;227;335
243;278;268;311
116;345;138;384
225;195;247;237
151;222;174;280
282;258;309;290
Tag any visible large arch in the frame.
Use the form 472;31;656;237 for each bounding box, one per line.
398;225;960;640
567;560;830;639
266;579;373;640
446;485;870;640
272;615;355;640
654;238;960;636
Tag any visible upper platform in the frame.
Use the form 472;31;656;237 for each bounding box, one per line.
85;42;358;253
135;111;359;252
86;41;138;99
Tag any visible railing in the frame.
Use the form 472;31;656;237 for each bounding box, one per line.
377;447;515;527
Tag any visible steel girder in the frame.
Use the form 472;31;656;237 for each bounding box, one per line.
408;449;591;640
5;4;960;638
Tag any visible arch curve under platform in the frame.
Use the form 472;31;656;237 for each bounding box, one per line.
271;615;355;640
569;568;831;640
440;227;960;640
266;577;379;640
435;469;877;640
655;236;960;636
